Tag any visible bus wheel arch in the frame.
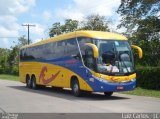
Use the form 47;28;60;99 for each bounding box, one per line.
70;76;82;97
26;74;31;88
31;74;37;89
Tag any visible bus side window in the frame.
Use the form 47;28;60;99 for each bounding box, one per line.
20;50;24;61
42;43;55;59
54;41;66;58
66;39;80;60
78;37;96;71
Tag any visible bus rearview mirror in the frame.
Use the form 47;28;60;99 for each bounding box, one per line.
85;43;99;58
131;45;143;59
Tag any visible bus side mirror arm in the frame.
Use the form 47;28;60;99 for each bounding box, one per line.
131;45;143;59
85;43;99;58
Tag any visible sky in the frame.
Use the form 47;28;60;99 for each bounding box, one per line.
0;0;121;49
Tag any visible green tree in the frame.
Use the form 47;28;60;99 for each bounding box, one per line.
49;19;79;37
14;36;28;62
49;22;62;37
0;48;10;73
117;0;160;33
131;16;160;66
8;36;28;75
16;35;29;48
7;47;19;70
80;14;110;31
49;14;111;37
117;0;160;66
61;19;78;33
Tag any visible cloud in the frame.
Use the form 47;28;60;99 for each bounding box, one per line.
0;0;36;48
55;0;121;20
55;0;122;33
0;15;20;37
42;10;53;21
0;38;10;48
32;24;47;42
31;23;45;36
0;0;36;15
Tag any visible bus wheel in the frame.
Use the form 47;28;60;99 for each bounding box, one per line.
104;92;113;96
71;79;81;97
31;76;37;90
26;75;31;88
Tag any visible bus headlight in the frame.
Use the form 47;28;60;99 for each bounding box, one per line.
92;75;109;83
131;78;136;82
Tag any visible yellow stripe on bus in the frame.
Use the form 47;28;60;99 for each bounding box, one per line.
19;62;93;91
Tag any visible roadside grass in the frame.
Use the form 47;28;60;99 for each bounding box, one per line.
0;74;19;81
120;87;160;98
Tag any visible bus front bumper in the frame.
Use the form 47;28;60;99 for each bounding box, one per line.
88;77;136;92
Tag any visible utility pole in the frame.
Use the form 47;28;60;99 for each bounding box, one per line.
22;24;36;44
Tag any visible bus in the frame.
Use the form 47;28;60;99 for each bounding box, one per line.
19;31;143;97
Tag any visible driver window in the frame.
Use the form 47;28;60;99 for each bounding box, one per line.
99;42;115;65
84;47;95;70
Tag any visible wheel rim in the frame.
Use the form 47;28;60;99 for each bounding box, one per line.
73;83;79;94
28;80;30;86
27;79;31;87
32;80;35;88
32;77;36;89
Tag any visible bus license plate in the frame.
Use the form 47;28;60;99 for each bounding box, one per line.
116;86;124;90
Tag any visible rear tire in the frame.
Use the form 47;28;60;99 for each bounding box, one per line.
71;79;81;97
104;92;113;96
26;75;31;88
31;76;37;90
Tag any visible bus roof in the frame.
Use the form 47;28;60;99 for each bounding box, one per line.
21;30;127;49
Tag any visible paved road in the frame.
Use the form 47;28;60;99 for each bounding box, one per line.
0;79;160;113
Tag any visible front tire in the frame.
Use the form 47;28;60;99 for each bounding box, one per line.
104;92;113;96
71;79;81;97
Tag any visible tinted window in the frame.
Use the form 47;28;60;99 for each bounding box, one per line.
78;37;93;56
20;38;80;61
66;38;79;56
77;37;96;70
54;41;66;58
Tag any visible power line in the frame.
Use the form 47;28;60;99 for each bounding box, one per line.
22;24;36;45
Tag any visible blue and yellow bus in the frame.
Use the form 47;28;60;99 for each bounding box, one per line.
19;31;143;96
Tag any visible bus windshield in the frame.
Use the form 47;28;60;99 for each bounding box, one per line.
96;40;135;75
78;38;135;76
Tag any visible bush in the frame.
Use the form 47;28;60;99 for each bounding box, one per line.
0;66;19;76
11;66;19;76
0;67;3;74
136;67;160;90
0;67;11;74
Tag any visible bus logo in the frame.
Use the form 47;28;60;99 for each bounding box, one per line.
39;66;60;84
